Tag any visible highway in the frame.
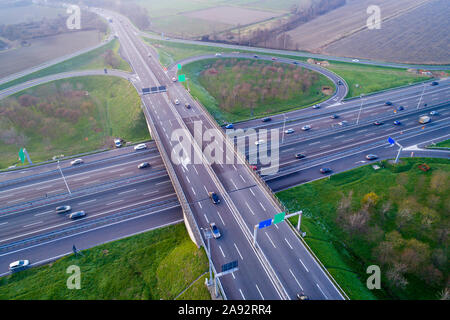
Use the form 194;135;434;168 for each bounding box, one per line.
0;7;448;301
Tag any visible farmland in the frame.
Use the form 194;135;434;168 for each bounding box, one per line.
181;58;334;124
323;0;450;65
182;6;279;25
277;157;450;300
0;30;104;79
0;76;149;169
0;3;65;25
0;223;210;300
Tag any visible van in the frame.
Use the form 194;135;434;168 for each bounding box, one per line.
419;116;431;124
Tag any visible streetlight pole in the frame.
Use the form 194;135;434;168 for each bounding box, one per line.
356;94;364;125
281;114;286;144
57;160;71;194
417;82;426;110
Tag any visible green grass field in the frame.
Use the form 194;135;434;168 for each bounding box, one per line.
276;157;449;300
0;76;149;169
0;223;211;300
428;139;450;149
0;39;131;91
180;58;334;124
144;38;431;99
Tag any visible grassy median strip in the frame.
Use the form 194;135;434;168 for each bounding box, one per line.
277;157;449;300
0;39;131;91
0;76;149;169
0;223;210;300
427;139;450;149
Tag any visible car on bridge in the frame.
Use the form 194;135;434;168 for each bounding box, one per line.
394;120;401;125
209;192;220;204
250;165;258;171
134;143;147;151
295;153;306;159
138;162;150;169
285;128;295;134
70;159;84;166
320;167;332;174
210;222;221;239
56;205;71;214
69;211;86;220
9;260;29;272
366;154;378;160
301;125;311;131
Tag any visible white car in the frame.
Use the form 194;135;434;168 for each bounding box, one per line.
312;104;320;109
174;99;180;105
114;138;122;148
172;77;177;82
215;53;222;56
285;129;295;134
255;140;265;146
301;125;311;131
352;59;360;62
9;260;29;271
429;111;438;116
70;159;84;166
134;143;147;151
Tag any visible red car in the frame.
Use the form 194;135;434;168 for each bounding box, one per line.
250;165;258;171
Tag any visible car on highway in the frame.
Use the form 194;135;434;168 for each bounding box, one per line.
301;125;311;131
185;102;191;109
429;111;439;116
209;192;220;204
373;121;383;126
262;117;271;122
419;115;431;124
394;120;401;125
114;138;122;148
271;57;277;61
352;59;359;62
337;80;343;85
431;81;439;86
385;101;393;106
250;165;258;171
285;128;295;134
56;205;71;214
210;222;221;239
297;292;310;300
215;53;222;56
174;99;180;105
396;106;404;111
330;114;339;119
134;143;147;151
320;167;332;174
295;153;305;159
292;61;299;65
225;123;234;129
69;211;86;220
172;77;177;82
338;121;348;126
253;55;259;58
138;162;150;169
366;154;378;160
255;139;265;145
312;104;320;109
70;159;84;166
9;260;29;272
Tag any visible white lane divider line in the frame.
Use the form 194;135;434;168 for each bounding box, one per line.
217;211;225;225
259;202;266;211
239;174;245;182
299;258;309;272
234;243;243;260
78;199;97;205
245;202;255;216
118;189;136;195
107;200;123;206
230;178;238;190
289;269;303;290
239;289;246;300
23;221;43;228
219;245;226;258
255;284;264;300
285;238;293;250
265;232;276;248
143;190;158;196
198;202;202;209
316;283;328;299
250;189;255;197
0;222;9;226
191;186;196;195
204;214;209;223
34;210;53;217
186;176;190;183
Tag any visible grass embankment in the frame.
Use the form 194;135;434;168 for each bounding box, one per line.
0;224;210;300
143;38;432;99
0;39;131;91
0;76;149;169
428;139;450;149
277;158;449;300
180;58;334;124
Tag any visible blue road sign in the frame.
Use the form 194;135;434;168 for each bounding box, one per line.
258;219;272;229
388;137;395;145
221;260;238;272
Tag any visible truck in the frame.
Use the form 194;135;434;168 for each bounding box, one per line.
419;116;431;124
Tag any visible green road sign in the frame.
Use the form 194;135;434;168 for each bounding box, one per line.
19;148;25;163
177;64;182;70
273;212;286;224
178;74;186;82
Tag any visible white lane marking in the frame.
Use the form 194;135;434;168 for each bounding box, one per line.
230;178;238;189
308;141;321;146
72;176;91;181
259;202;266;211
217;211;225;225
203;185;208;194
186;176;190;183
191;186;196;195
342;138;354;143
0;222;9;226
233;165;237;171
239;174;245;182
250;189;255;197
34;210;53;217
239;289;246;300
23;221;43;228
234;243;243;260
198;202;202;209
219;245;225;258
107;200;123;206
7;198;25;204
118;189;136;195
285;238;293;250
156;181;170;185
143;190;158;196
204;214;209;223
289;269;303;290
193;166;198;175
39;184;55;189
245;202;255;215
78;199;97;205
232;272;235;279
316;283;328;299
255;284;264;300
299;258;309;272
265;232;276;248
108;169;125;174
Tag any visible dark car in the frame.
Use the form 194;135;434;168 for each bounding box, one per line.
295;153;306;159
373;121;383;126
397;106;404;111
138;162;150;169
253;55;258;58
337;80;343;85
385;101;393;106
56;205;71;214
320;168;332;174
104;68;107;74
262;117;271;122
69;211;86;220
330;114;339;119
365;154;378;160
185;103;191;109
394;120;401;125
209;192;220;204
292;61;299;65
431;81;439;86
